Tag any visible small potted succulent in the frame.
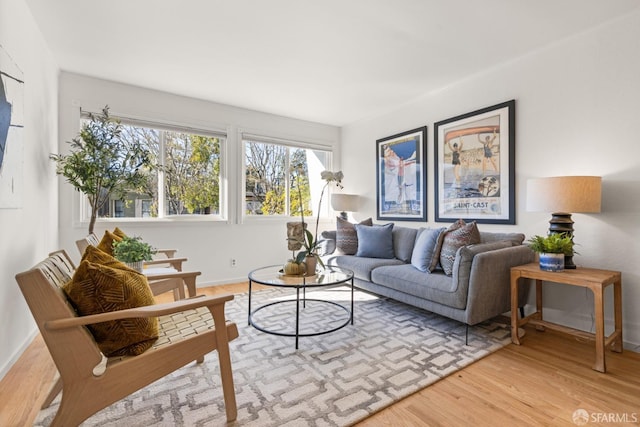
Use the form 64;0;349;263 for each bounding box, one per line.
112;236;155;272
527;233;576;272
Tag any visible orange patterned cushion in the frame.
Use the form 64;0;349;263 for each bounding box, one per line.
113;227;128;239
63;247;158;356
97;230;123;256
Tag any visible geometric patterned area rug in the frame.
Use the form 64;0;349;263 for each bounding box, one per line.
35;286;511;427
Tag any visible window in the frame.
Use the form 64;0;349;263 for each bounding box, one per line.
83;113;225;220
243;134;332;219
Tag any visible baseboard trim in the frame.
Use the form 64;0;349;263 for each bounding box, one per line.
0;328;39;382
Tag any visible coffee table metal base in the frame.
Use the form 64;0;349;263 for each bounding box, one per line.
249;296;352;349
247;266;355;349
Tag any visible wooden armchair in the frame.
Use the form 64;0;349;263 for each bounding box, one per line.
15;250;238;426
75;235;197;298
76;234;186;271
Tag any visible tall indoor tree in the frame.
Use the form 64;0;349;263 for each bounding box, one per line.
50;106;156;233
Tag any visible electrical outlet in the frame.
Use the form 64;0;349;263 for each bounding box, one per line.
230;258;237;267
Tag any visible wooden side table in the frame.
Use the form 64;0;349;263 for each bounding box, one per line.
510;263;622;373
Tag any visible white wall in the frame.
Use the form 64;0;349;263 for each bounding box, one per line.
0;0;59;378
342;10;640;347
58;72;341;285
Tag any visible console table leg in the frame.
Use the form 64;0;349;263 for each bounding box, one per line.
535;280;546;332
593;285;606;373
510;272;521;345
613;280;623;353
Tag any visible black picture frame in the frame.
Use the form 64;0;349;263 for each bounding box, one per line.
434;100;515;224
376;126;427;222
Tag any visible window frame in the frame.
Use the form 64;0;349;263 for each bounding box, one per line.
74;109;229;226
240;131;336;224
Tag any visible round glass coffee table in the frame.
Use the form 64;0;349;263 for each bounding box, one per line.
248;264;354;349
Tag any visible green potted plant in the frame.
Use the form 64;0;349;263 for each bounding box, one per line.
50;106;157;234
112;236;155;272
527;233;576;272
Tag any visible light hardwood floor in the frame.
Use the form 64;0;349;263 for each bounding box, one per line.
2;283;639;427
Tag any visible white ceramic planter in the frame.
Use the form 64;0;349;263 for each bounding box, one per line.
126;261;144;273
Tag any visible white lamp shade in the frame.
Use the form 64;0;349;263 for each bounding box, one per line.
526;176;601;213
331;193;359;212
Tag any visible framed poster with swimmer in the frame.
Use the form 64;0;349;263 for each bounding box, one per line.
434;100;515;224
376;126;427;222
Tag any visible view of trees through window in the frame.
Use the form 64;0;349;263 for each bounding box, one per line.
244;139;331;217
91;117;222;219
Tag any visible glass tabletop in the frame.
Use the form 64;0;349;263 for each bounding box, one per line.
248;264;353;288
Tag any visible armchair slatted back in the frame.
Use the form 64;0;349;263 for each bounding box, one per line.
15;250;103;381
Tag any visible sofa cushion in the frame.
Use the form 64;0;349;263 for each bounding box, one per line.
326;254;404;282
392;226;418;263
453;240;513;285
319;230;337;256
62;249;158;357
355;223;395;258
480;231;525;245
411;227;446;272
336;217;373;255
371;264;465;308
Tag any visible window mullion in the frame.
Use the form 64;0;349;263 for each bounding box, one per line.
158;130;166;218
285;147;291;216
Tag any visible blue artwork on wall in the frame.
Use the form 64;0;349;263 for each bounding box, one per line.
0;44;24;208
0;77;10;167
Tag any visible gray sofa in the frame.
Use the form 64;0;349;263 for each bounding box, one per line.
320;225;534;327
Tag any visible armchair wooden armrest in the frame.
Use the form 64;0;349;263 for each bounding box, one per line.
45;294;231;331
145;270;200;298
155;248;177;258
144;257;188;271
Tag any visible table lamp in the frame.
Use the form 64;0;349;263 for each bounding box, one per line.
526;176;602;269
331;194;359;220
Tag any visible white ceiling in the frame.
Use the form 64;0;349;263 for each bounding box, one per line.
25;0;640;126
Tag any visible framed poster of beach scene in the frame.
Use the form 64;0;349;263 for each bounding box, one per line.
376;126;427;221
434;100;515;224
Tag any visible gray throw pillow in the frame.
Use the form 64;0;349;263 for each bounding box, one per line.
392;227;419;263
411;227;446;272
355;223;395;258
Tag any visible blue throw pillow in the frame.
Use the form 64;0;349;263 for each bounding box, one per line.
411;227;446;272
355;223;395;258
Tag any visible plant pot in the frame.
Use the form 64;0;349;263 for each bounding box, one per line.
305;255;318;275
539;253;564;272
126;261;144;273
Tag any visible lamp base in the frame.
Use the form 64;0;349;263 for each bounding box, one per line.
339;211;348;221
549;212;576;269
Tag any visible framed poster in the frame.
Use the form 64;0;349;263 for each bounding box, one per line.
434;100;515;224
376;126;427;221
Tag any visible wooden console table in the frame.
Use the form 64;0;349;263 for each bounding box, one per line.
510;263;622;373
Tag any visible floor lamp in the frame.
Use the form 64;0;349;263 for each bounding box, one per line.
526;176;601;269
